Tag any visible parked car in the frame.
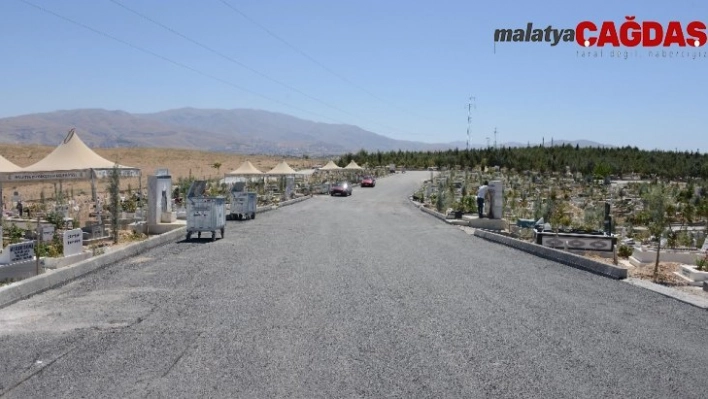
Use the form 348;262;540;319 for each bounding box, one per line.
330;181;352;196
360;176;376;187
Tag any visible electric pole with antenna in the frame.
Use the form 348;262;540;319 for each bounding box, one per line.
466;96;476;151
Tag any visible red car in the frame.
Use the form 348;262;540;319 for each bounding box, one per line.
330;181;353;196
360;176;376;187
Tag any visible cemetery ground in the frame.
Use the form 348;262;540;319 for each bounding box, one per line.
414;167;708;302
1;171;708;398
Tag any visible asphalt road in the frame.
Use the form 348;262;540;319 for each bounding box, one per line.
1;172;708;398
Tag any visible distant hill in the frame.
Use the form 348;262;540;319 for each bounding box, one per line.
0;108;612;155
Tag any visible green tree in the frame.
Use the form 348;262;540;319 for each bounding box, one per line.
641;184;671;281
107;164;121;244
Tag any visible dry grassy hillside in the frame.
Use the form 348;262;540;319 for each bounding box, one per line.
0;144;328;202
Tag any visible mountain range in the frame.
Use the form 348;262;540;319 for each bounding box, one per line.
0;108;612;156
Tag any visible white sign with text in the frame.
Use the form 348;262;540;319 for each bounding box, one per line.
41;224;55;242
63;228;84;257
0;241;36;264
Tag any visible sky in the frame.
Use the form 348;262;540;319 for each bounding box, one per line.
1;0;706;151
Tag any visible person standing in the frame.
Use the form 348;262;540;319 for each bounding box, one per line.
477;181;489;218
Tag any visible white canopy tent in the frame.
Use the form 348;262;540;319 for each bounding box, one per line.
266;162;299;199
4;129;139;181
319;161;342;171
226;161;264;176
344;160;363;170
0;155;21;174
222;161;264;185
0;129;141;224
266;161;298;175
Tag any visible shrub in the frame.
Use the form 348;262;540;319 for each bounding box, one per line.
696;254;708;271
617;244;633;258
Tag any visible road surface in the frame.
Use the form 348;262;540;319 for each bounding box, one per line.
1;172;707;398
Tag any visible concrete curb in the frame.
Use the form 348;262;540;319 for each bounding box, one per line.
0;226;187;310
624;278;708;310
276;195;312;208
473;229;628;280
0;195;315;309
417;203;448;221
256;205;276;214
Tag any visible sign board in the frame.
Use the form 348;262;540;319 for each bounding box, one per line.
0;242;36;263
155;168;170;176
63;228;84;257
4;171;89;182
41;224;55;242
93;169;141;179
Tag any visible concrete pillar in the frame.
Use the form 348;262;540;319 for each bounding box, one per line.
147;173;174;226
489;180;504;220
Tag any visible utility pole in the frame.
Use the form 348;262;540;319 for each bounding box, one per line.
494;127;497;149
486;137;490;148
466;96;475;151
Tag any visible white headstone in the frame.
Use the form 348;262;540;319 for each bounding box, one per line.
63;228;83;257
0;242;35;264
41;224;55;242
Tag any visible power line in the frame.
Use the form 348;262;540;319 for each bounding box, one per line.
216;0;449;126
17;0;340;124
108;0;423;138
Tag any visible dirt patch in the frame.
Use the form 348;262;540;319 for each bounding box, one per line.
627;262;687;286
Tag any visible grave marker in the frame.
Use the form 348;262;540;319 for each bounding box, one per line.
63;228;83;257
0;241;35;264
41;224;55;242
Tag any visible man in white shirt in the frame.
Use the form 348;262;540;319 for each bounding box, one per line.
477;181;489;218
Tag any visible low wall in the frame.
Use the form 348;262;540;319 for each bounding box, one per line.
474;229;628;280
629;246;702;266
0;259;42;281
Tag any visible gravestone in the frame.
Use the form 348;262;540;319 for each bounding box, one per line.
63;228;83;257
41;224;55;242
488;180;504;219
0;241;35;264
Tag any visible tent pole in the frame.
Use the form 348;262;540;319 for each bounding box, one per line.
139;170;142;211
91;168;101;228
